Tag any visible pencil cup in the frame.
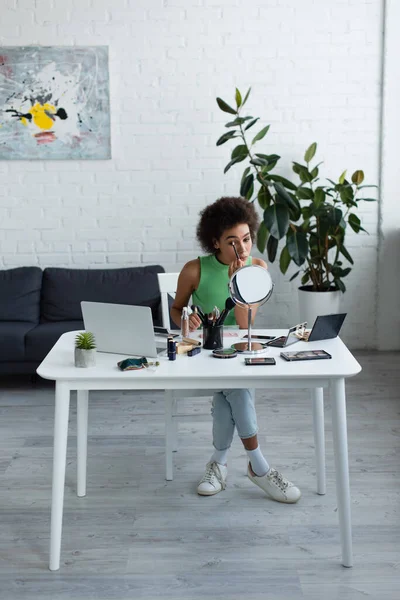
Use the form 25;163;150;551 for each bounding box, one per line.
203;325;223;350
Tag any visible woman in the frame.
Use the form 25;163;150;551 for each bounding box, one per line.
171;197;301;503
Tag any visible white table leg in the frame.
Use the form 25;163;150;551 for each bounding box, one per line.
172;396;178;452
77;390;89;498
312;387;326;495
49;382;70;571
331;378;353;568
165;390;174;481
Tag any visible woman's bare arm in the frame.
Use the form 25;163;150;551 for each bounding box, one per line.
170;259;201;330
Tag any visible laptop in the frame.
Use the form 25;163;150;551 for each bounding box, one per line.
81;301;160;357
267;313;347;348
303;313;347;342
267;322;307;348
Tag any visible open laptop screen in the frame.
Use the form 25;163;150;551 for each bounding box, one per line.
308;313;347;342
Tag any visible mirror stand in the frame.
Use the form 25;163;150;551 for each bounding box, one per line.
231;306;266;354
228;264;274;355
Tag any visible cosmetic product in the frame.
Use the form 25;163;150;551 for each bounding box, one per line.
167;336;176;361
182;337;201;347
232;242;240;260
212;348;238;359
176;342;193;354
188;346;201;357
181;306;189;338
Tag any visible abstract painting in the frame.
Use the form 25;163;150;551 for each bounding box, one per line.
0;46;111;159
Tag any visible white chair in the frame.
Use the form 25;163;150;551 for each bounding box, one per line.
157;273;327;495
157;272;215;481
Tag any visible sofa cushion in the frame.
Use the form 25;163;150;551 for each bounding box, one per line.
0;322;37;361
41;266;165;325
0;267;42;323
25;321;84;362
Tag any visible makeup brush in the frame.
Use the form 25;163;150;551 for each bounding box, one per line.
216;297;235;326
232;242;240;261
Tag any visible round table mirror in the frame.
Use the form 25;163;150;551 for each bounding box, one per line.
228;265;274;354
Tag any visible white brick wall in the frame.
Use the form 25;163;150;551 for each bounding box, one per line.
0;0;384;348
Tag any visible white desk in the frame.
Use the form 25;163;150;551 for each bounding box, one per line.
37;330;361;571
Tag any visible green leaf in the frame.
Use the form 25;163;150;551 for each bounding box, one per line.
256;221;268;253
235;88;242;108
263;204;290;240
348;213;366;233
331;266;351;278
240;166;251;186
296;186;314;200
250;157;269;167
224;117;247;127
338;170;347;185
223;156;246;173
334;279;346;293
287;193;301;221
245;183;254;200
273;182;299;215
286;230;308;266
279;245;291;274
340;185;354;204
75;331;96;350
267;235;278;262
314;187;325;207
293;162;313;183
244;117;259;130
304;142;317;163
240;173;254;198
242;87;251;107
361;197;376;202
252;125;270;144
339;245;354;265
258;186;273;210
216;97;237;115
231;144;248;160
301;273;310;285
216;131;239;146
351;170;364;185
255;153;280;171
289;270;301;282
263;174;297;191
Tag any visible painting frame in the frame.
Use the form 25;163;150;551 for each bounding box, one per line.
0;45;111;160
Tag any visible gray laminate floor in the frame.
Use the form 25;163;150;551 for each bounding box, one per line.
0;351;399;599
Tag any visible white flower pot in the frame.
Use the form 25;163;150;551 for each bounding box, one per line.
74;348;96;368
298;286;342;328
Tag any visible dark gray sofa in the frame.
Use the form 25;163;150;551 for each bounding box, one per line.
0;265;165;376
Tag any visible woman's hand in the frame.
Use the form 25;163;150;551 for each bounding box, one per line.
228;258;244;279
188;312;202;332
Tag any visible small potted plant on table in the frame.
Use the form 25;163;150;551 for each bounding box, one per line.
74;332;96;368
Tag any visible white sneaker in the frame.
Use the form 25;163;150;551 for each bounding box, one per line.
197;461;228;496
247;465;301;503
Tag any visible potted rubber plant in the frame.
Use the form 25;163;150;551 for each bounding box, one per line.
74;332;96;368
216;87;377;323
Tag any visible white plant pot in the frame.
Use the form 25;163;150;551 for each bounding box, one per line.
74;348;96;368
298;286;342;329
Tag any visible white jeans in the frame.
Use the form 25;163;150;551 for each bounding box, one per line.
211;389;258;451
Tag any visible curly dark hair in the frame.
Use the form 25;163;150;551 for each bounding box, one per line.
196;197;259;254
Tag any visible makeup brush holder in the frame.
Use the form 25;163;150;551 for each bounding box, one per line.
203;325;223;350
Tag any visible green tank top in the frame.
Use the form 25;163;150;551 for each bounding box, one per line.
192;254;252;326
